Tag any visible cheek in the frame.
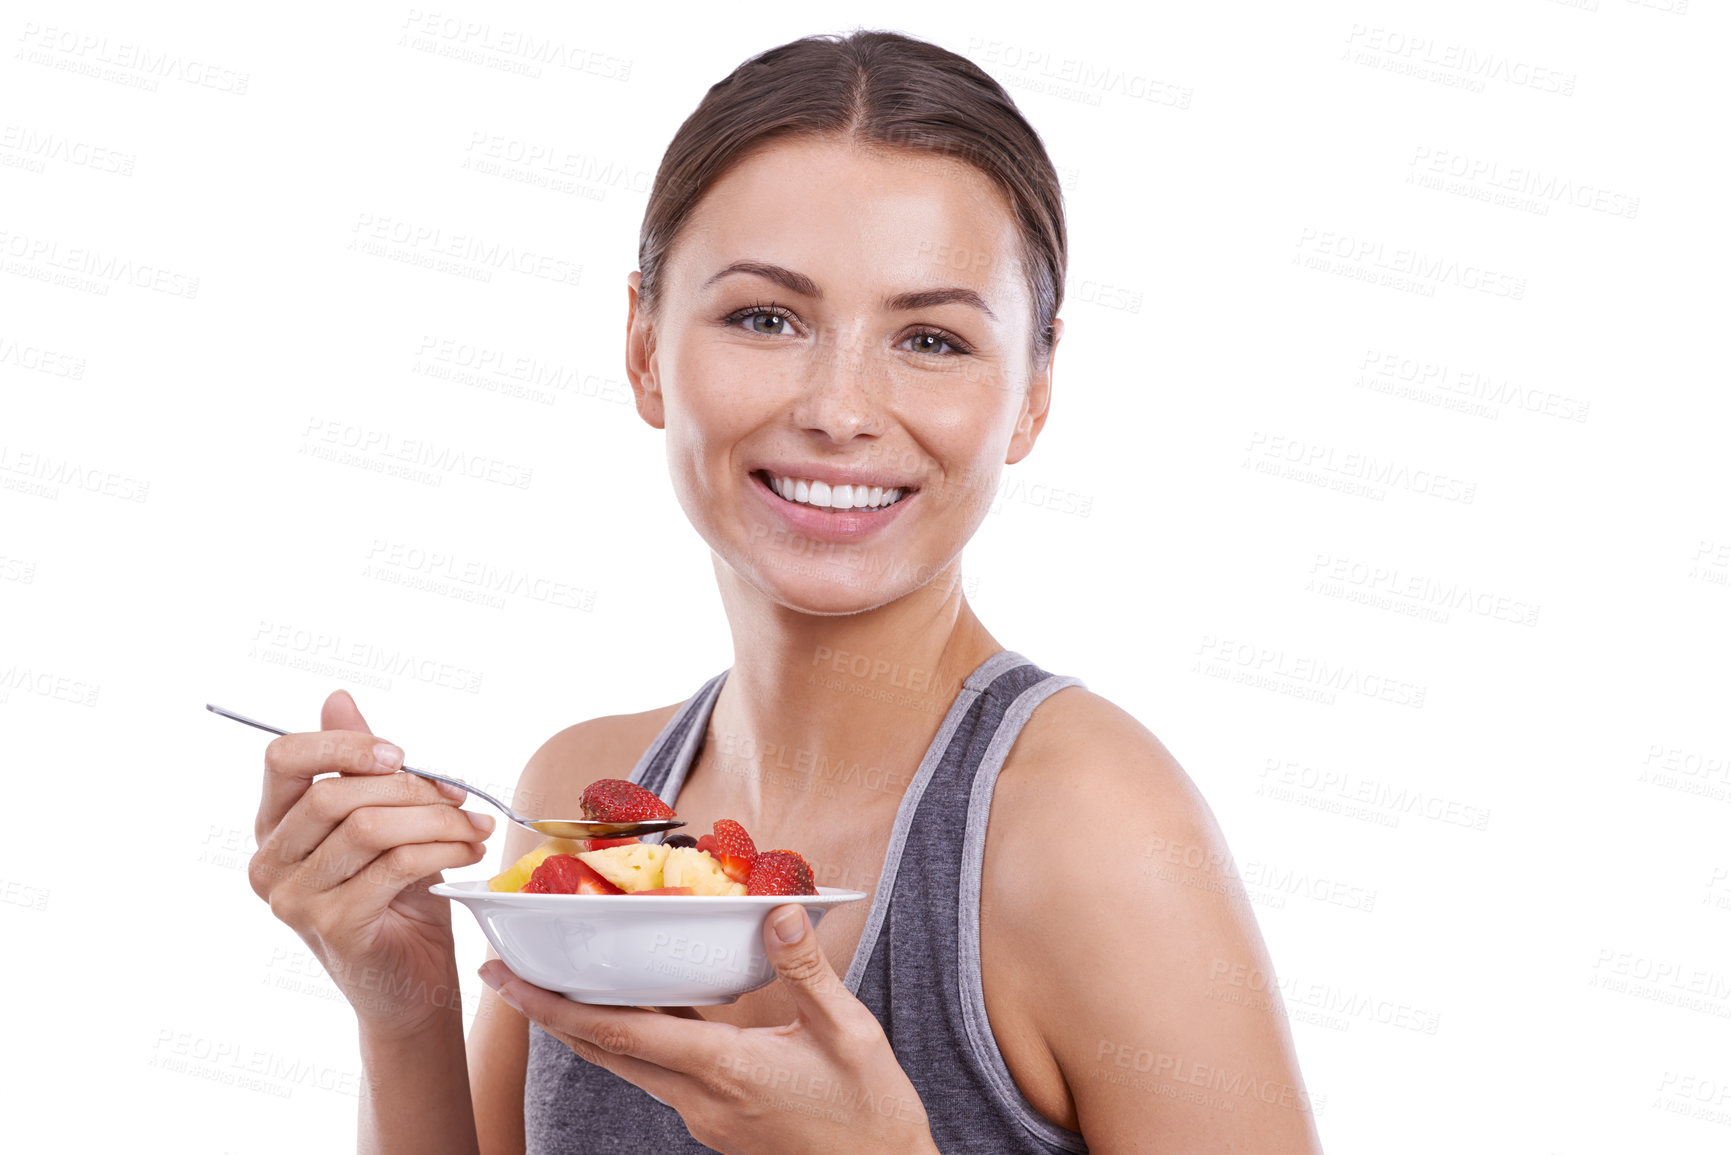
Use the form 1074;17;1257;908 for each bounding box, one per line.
660;349;749;455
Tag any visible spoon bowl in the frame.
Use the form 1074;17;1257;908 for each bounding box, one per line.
206;704;685;840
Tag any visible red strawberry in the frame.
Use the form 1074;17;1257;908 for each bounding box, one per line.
746;850;817;896
522;854;623;895
580;779;676;823
577;836;640;852
695;834;720;856
712;818;757;884
635;886;694;896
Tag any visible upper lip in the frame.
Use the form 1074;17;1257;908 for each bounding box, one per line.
754;464;921;491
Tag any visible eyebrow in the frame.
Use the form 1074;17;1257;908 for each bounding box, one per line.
703;260;998;322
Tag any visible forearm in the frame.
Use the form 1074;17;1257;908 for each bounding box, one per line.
358;994;481;1155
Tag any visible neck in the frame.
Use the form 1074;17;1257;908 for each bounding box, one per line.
702;555;1000;822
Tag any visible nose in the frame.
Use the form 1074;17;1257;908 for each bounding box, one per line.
790;336;884;444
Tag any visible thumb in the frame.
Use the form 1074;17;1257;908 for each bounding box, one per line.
320;688;374;735
764;905;852;1030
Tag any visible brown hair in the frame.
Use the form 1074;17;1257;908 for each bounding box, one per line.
638;30;1067;370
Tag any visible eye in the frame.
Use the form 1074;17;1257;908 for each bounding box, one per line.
724;302;798;337
901;328;971;356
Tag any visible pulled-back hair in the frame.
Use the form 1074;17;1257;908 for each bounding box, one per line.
638;30;1068;370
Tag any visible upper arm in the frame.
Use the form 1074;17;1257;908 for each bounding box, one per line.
984;691;1322;1154
465;706;678;1155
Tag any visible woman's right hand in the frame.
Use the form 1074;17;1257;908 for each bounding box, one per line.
248;689;495;1039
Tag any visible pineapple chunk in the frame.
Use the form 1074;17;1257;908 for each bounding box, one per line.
576;843;670;893
488;839;581;892
663;848;748;897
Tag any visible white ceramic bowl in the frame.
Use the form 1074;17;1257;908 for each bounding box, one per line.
432;880;870;1005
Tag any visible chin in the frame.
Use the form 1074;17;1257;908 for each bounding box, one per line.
730;551;916;616
760;566;904;617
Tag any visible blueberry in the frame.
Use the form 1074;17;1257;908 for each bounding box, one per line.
662;834;698;849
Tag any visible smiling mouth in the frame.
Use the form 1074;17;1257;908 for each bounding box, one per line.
755;471;913;511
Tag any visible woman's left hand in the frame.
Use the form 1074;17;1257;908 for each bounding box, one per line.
479;904;939;1155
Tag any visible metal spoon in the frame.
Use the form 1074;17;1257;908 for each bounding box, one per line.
206;704;685;840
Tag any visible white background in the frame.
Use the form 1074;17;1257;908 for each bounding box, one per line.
3;0;1727;1150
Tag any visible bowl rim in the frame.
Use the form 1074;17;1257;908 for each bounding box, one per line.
430;879;869;906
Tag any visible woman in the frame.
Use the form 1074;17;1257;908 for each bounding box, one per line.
248;31;1320;1154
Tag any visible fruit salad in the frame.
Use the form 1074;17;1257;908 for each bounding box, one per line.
487;778;818;897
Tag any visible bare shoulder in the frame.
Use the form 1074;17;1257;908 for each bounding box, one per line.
467;701;681;1152
521;703;683;786
988;685;1228;936
982;686;1322;1150
997;685;1211;841
500;703;683;862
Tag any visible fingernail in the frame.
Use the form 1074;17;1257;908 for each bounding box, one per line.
478;963;503;991
498;985;522;1012
436;778;467;802
467;811;496;835
772;906;805;944
372;742;404;771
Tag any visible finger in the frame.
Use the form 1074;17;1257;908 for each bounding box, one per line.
763;905;854;1035
266;838;484;936
253;772;466;889
320;688;373;735
256;705;406;841
297;803;496;892
325;839;487;916
652;1005;708;1021
481;961;720;1084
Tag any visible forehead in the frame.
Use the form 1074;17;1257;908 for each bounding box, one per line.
665;137;1029;310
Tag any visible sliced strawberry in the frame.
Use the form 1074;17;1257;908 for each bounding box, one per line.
522;854;624;895
577;836;640;852
579;779;676;823
635;886;694;896
694;834;720;856
746;849;817;896
713;819;758;883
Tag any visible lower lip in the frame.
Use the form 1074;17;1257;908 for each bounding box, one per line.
749;473;914;542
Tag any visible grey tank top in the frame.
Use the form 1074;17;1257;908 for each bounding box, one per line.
525;650;1088;1154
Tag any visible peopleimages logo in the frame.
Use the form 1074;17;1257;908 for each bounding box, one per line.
0;228;199;298
15;22;251;94
1407;146;1639;220
966;37;1193;109
349;213;581;287
1342;24;1576;96
1244;432;1477;505
301;418;533;490
1193;634;1428;709
0;444;149;502
1294;228;1526;301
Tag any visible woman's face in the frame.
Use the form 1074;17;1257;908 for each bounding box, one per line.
626;137;1055;615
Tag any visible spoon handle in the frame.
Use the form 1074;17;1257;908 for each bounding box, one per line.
204;703;518;821
205;703;290;737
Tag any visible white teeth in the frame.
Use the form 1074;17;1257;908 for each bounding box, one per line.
766;474;906;511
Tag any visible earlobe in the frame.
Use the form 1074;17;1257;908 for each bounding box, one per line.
625;271;666;430
1005;317;1060;465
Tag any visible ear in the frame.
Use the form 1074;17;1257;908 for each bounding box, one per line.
625;271;665;430
1005;317;1060;465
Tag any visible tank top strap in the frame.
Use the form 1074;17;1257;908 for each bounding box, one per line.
840;648;1043;988
627;670;728;801
848;650;1089;1153
956;664;1086;1150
